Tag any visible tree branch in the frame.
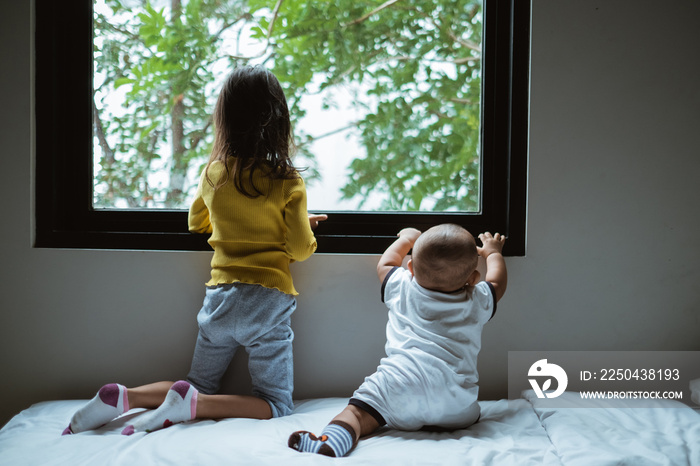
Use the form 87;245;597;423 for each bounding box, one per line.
93;97;115;164
445;29;481;53
266;0;284;38
226;0;284;61
297;123;358;148
343;0;403;28
368;54;479;68
452;56;480;64
189;118;213;152
402;5;481;53
449;98;476;105
213;13;253;42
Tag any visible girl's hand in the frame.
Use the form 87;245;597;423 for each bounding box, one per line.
477;232;506;258
308;214;328;230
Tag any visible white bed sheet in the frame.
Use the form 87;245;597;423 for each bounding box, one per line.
0;397;556;466
524;391;700;466
3;394;698;466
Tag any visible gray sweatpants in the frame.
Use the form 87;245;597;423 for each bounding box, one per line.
186;282;296;418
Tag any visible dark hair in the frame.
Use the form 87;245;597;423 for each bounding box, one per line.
206;66;298;196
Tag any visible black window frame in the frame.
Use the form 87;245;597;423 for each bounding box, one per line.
35;0;529;255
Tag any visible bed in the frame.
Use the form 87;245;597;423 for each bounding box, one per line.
1;392;698;465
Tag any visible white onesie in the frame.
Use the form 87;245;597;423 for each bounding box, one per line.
352;266;496;430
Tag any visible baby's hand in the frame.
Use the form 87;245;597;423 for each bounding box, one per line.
477;232;506;258
397;227;421;244
308;214;328;230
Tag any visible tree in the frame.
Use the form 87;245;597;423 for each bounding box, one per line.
93;0;483;211
254;0;483;211
94;0;248;208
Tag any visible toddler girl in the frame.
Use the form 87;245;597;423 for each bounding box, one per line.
64;66;326;435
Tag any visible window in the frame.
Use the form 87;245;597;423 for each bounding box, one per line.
35;0;529;254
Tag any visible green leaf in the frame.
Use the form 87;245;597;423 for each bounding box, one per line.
114;77;135;88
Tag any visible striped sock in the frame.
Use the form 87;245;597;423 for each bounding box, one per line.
121;381;198;435
288;421;356;457
63;383;129;435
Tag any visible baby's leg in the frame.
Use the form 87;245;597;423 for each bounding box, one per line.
288;404;380;457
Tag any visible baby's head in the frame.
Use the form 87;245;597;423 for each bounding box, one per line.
409;224;480;292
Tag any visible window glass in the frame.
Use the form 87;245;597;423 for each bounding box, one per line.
93;0;483;213
35;0;527;254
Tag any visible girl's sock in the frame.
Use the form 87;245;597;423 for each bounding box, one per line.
121;381;198;435
288;421;356;457
63;383;129;435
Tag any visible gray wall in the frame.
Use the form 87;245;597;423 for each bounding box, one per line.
1;1;699;426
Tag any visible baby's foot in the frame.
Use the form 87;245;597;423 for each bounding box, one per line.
63;383;129;434
121;381;197;435
288;422;356;457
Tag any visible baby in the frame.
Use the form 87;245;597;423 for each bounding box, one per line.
289;224;507;457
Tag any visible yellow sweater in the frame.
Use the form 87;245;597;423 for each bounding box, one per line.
188;162;317;295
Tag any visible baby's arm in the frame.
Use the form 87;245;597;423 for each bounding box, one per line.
477;232;508;302
377;228;421;284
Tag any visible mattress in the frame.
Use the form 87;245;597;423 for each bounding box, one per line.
1;393;698;465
